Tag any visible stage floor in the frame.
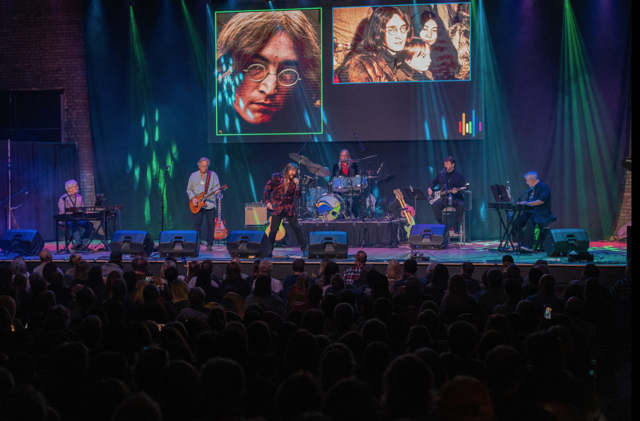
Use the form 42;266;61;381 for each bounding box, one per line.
4;239;627;265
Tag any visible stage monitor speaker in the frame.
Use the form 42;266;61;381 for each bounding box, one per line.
308;231;348;259
226;230;272;258
409;224;449;249
543;228;590;257
159;230;199;257
0;229;45;256
110;230;155;256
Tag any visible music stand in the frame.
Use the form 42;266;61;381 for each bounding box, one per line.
491;184;513;203
402;188;428;214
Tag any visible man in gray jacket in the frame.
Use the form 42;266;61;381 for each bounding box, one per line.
187;157;220;251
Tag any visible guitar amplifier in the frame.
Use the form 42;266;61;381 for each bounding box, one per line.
245;203;267;225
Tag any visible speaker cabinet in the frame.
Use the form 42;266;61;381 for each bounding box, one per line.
308;231;348;259
159;231;199;257
409;224;449;249
110;230;155;256
227;230;272;258
0;229;45;256
543;228;590;257
245;203;268;225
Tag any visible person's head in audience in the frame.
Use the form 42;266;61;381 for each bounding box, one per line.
69;252;83;267
527;267;543;287
164;267;179;284
10;257;27;276
225;260;242;281
406;276;422;295
583;277;603;307
275;371;323;421
252;275;272;298
13;273;27;292
564;296;583;318
461;261;475;278
30;273;47;296
42;262;59;283
324;261;340;285
407;325;433;352
171;280;189;303
362;318;388;346
505;264;521;281
0;296;16;319
252;259;261;280
382;354;434;421
485;269;503;290
581;263;599;282
308;284;323;305
111;280;127;300
301;308;326;335
373;297;392;322
432;264;450;289
292;258;305;274
200;358;245;419
539;274;556;294
188;287;206;309
111;393;162;421
503;278;523;302
48;271;65;289
330;273;345;294
323;378;380;421
447;321;477;359
502;254;515;271
354;250;367;265
38;249;53;264
320;294;339;320
526;330;565;374
562;282;583;301
386;259;402;282
319;343;355;391
201;259;214;275
259;260;273;278
404;258;418;276
481;345;524;398
293;271;310;294
132;256;149;277
0;386;49;421
439;376;494;421
447;274;468;297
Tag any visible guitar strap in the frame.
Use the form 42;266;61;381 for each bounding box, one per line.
204;171;211;196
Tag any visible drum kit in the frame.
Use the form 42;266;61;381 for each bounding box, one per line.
289;152;394;222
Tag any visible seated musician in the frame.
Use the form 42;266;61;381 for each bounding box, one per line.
514;171;553;251
428;156;466;233
332;149;361;217
58;179;93;251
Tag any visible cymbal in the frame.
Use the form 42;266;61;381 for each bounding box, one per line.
306;163;331;177
289;153;311;165
376;174;396;183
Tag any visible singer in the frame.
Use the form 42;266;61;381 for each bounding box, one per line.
514;171;553;251
263;162;307;256
187;157;220;251
58;179;93;251
428;156;466;233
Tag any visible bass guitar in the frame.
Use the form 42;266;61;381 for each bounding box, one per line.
394;189;415;238
213;192;228;240
190;184;228;214
428;186;467;205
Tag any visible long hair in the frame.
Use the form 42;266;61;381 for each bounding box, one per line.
359;7;413;53
282;162;299;189
217;10;321;106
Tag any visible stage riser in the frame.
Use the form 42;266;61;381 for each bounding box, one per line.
22;261;625;289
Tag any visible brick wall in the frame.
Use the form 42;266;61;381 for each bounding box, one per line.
0;0;95;203
613;94;632;240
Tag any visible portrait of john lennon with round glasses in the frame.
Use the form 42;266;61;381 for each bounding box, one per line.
215;9;322;135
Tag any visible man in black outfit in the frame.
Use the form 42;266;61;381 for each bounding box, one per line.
428;156;466;233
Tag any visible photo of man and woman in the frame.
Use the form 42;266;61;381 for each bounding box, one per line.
333;3;470;83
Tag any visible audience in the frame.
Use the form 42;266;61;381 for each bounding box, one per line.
0;256;626;421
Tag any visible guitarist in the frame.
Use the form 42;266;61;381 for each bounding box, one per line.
428;156;466;234
263;162;308;257
187;157;220;251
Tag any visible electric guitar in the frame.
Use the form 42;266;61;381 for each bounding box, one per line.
265;216;286;241
213;192;228;240
428;186;467;205
190;184;228;214
394;189;415;237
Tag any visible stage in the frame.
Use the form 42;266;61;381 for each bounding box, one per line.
4;239;628;287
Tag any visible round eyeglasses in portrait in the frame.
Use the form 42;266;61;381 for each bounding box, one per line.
243;63;302;87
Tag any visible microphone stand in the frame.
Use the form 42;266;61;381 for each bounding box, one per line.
295;134;313;219
514;188;533;203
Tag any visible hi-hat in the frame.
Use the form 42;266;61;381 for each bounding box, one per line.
289;153;311;166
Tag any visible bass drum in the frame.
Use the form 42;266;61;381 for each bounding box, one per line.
315;194;345;221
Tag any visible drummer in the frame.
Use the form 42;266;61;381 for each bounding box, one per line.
332;149;361;218
333;149;359;177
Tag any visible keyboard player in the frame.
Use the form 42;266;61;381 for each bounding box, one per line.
58;179;93;251
514;171;553;251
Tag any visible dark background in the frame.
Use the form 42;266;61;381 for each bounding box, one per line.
75;0;631;242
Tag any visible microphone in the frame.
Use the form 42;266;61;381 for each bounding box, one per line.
377;162;384;174
441;167;446;173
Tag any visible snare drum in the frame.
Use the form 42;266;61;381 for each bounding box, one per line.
331;176;351;193
351;175;368;191
315;194;345;221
